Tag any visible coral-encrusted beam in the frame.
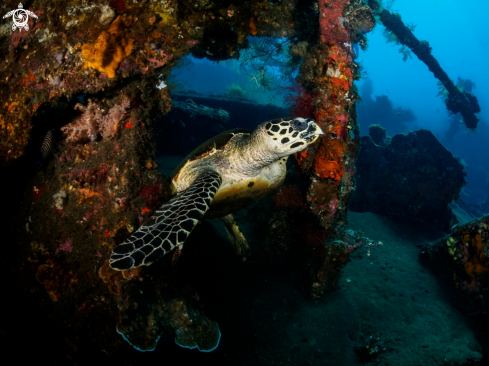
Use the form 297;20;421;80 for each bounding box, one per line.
303;0;359;228
379;9;480;130
319;0;351;44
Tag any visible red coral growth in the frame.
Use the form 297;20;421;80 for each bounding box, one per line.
140;183;163;208
319;0;350;45
326;45;353;95
463;233;489;281
21;71;37;88
295;151;309;165
141;52;173;74
285;85;315;119
61;98;130;143
328;44;350;62
331;77;350;91
333;114;349;139
313;139;346;181
273;185;307;212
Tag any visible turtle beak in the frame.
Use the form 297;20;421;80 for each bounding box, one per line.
302;121;323;144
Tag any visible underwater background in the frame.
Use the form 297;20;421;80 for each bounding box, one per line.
0;0;488;365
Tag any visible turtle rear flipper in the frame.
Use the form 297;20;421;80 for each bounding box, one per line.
109;171;222;271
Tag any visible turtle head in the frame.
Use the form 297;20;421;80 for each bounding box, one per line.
260;118;323;157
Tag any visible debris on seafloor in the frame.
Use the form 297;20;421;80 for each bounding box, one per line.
350;126;466;230
307;228;365;298
420;215;489;315
269;188;366;298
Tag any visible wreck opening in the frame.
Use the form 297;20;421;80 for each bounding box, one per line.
155;35;309;167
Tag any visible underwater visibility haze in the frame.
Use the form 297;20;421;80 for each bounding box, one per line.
0;0;488;365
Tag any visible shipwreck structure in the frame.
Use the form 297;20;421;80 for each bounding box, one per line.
0;0;481;362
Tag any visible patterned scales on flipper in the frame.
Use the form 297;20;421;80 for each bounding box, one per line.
109;172;222;270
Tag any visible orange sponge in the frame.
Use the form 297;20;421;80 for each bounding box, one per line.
81;15;134;78
313;139;346;181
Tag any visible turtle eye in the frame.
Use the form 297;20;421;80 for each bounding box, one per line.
292;119;308;131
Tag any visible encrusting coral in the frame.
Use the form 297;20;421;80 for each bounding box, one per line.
81;15;135;78
116;279;221;352
98;260;124;296
421;215;489;315
36;262;78;302
98;260;142;295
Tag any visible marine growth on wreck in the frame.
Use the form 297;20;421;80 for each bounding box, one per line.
0;0;487;365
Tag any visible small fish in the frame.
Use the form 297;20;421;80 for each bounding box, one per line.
35;130;54;164
396;112;402;116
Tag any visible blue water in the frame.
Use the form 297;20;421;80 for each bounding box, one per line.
168;0;489;204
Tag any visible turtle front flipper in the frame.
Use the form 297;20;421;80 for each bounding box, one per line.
109;171;222;270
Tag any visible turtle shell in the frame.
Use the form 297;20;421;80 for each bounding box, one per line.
170;128;250;180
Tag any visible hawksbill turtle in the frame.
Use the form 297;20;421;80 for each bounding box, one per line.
109;117;323;270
